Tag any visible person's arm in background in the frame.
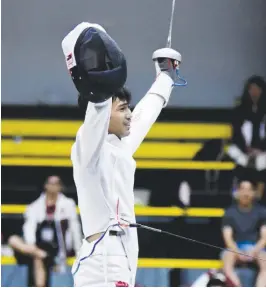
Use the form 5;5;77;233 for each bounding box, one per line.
231;105;247;152
222;210;239;252
227;105;249;166
251;208;266;256
13;205;47;259
68;200;82;255
221;210;243;286
22;205;38;245
222;226;239;252
8;235;47;259
252;225;266;256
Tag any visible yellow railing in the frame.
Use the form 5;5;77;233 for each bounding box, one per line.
1;205;225;217
1;256;222;269
2;120;231;140
1;205;224;269
2;140;203;159
0;120;230;271
2;119;233;168
1;157;235;170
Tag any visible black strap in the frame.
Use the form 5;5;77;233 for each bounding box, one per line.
109;230;125;236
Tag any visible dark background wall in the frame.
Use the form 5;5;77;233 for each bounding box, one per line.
2;0;266;107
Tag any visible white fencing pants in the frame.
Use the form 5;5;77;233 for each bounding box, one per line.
72;229;137;287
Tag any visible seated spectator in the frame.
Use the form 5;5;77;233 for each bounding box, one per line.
8;175;82;287
7;235;48;287
228;75;266;200
221;179;266;287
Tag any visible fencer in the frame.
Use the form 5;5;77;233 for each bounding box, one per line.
62;22;183;287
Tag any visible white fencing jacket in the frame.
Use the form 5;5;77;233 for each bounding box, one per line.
71;71;174;284
23;193;82;255
71;71;173;240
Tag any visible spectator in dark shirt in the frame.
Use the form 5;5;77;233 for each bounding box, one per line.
222;179;266;287
228;75;266;199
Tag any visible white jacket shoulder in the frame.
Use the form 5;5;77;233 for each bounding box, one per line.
25;195;44;213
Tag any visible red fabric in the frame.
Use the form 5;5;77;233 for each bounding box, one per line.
46;204;56;216
115;281;129;287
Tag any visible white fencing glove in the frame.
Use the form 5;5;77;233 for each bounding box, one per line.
148;48;185;107
152;47;182;80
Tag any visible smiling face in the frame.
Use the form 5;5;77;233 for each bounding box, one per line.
109;98;132;138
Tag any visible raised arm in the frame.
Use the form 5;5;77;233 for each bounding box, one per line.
123;48;181;154
74;99;112;168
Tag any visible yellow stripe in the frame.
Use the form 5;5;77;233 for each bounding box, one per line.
146;123;231;140
2;120;231;139
134;206;185;216
2;140;72;157
136;160;235;170
135;142;202;159
138;258;222;269
1;157;235;170
1;205;225;217
186;208;225;217
1;205;26;214
1;256;222;269
1;157;72;167
1;120;80;137
2;139;202;159
1;256;17;265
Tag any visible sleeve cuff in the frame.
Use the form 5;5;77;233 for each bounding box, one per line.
147;72;174;107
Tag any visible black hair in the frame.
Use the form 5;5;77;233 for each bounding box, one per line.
78;86;131;116
111;86;131;104
239;75;266;109
236;178;257;190
44;175;64;192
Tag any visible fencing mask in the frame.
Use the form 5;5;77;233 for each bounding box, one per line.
62;22;127;103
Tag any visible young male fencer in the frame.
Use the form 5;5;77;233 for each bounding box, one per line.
62;22;183;287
